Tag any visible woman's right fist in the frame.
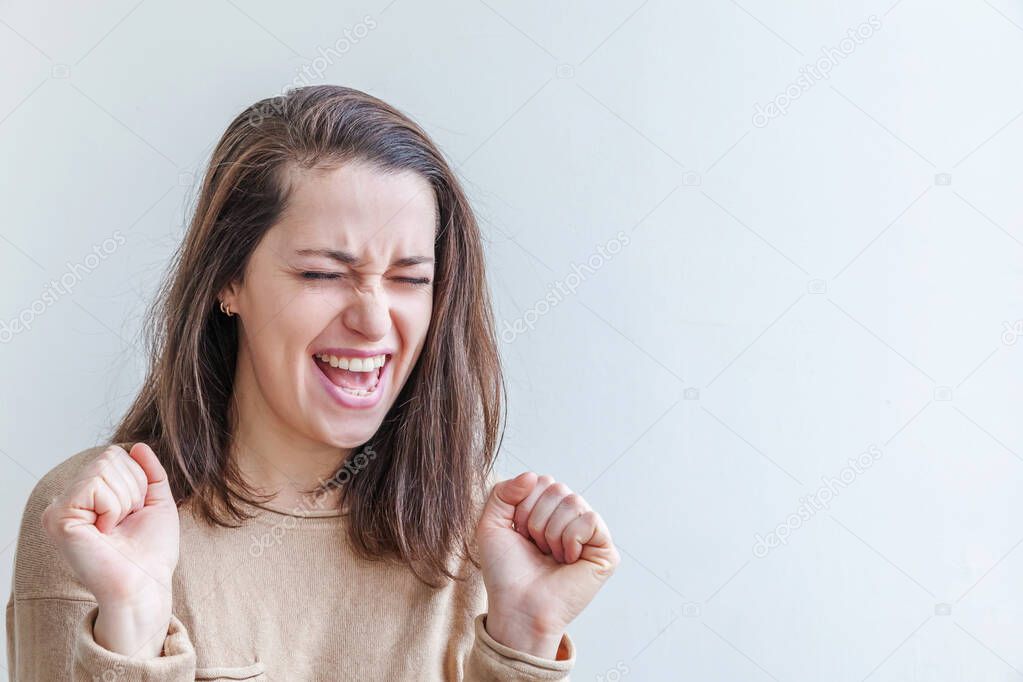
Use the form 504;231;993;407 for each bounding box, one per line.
41;443;180;608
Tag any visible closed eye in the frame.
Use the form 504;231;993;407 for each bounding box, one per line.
301;271;343;280
394;277;432;287
301;272;431;287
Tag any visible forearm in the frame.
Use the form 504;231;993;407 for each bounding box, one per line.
483;610;565;660
94;592;173;659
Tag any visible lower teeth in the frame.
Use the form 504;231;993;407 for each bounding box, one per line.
338;377;381;397
340;386;375;397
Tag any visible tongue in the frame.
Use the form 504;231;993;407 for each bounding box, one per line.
318;360;380;389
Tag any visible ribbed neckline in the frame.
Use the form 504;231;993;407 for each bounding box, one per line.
240;498;350;519
254;502;347;518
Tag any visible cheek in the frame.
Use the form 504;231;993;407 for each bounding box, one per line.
246;304;328;413
394;298;433;372
281;293;339;342
247;292;335;365
395;295;432;343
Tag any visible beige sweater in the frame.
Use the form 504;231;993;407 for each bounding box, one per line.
5;446;576;680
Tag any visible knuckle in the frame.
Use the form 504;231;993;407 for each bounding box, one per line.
102;445;127;461
549;482;571;496
560;492;583;509
536;474;555;486
95;459;117;476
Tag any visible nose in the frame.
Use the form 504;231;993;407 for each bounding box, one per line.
341;282;390;342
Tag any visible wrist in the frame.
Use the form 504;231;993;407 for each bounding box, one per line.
95;592;173;659
484;611;565;660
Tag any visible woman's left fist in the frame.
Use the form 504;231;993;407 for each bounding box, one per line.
475;472;619;657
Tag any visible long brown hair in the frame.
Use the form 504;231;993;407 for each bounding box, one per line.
112;85;505;587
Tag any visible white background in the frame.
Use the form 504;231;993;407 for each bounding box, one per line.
2;1;1023;679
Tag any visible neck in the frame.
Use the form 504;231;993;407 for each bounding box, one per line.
228;347;352;513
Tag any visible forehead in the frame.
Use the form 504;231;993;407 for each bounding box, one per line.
270;160;437;257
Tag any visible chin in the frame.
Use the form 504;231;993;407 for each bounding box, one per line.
314;422;382;450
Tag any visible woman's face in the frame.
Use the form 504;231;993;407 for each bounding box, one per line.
225;160;437;449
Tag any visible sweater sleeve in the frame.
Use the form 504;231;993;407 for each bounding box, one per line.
74;605;196;680
462;612;575;680
5;446;197;681
6;595;196;681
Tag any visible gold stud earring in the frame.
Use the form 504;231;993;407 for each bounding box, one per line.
219;299;234;317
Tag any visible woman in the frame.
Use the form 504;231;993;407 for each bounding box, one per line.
5;85;619;680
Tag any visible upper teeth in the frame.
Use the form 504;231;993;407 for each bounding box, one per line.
316;354;386;371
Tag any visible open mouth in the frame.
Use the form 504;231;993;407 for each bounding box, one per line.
313;352;390;398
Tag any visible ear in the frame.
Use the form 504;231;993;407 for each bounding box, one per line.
217;281;241;311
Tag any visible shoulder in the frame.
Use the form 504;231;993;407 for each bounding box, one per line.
10;443;113;602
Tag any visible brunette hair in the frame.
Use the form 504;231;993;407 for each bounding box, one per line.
111;85;505;586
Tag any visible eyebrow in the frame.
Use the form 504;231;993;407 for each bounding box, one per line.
294;248;434;268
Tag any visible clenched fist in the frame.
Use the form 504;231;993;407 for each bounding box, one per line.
41;443;180;658
475;472;619;659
